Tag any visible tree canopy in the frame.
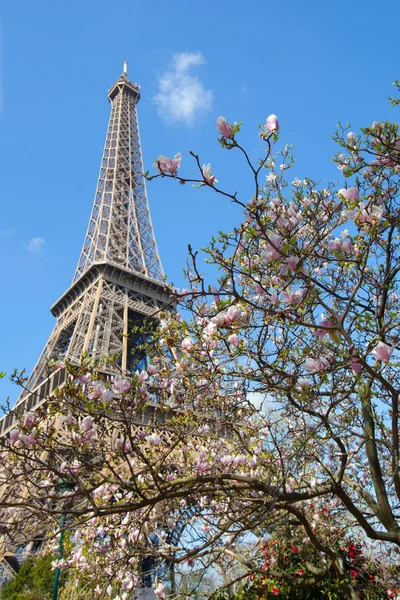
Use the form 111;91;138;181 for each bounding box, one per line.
2;83;400;600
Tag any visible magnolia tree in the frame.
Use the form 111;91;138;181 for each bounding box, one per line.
1;83;400;600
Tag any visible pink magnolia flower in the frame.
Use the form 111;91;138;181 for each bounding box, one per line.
111;375;132;394
216;116;233;138
10;429;20;444
342;240;353;255
269;289;279;305
341;188;359;202
283;289;305;305
22;411;37;428
220;455;233;467
148;433;162;446
51;361;64;371
228;333;239;347
286;256;300;271
313;319;340;341
87;381;105;399
328;238;341;252
78;373;92;385
24;432;36;446
298;378;311;389
385;139;400;166
359;204;383;224
202;163;218;186
211;284;220;303
154;582;166;599
137;370;149;382
371;341;394;362
128;529;140;543
101;389;114;403
82;416;94;432
153;152;182;175
343;187;359;202
264;234;282;260
350;356;362;374
226;305;243;324
182;336;194;351
211;313;227;327
203;321;217;338
196;462;209;473
304;357;328;373
115;439;131;453
254;282;265;295
233;454;248;467
139;384;149;398
71;430;82;444
62;410;75;426
266;114;279;132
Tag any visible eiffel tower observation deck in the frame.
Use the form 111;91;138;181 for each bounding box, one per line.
0;63;171;435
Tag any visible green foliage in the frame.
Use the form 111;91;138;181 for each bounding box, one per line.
0;555;95;600
213;579;344;599
214;577;385;600
1;554;56;600
389;80;400;106
212;533;394;600
58;572;97;600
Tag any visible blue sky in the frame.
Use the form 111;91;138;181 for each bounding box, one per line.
0;0;399;402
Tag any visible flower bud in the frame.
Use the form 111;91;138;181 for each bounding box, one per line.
216;116;233;138
266;114;279;132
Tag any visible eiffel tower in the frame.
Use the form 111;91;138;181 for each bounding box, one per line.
0;62;170;437
0;63;174;597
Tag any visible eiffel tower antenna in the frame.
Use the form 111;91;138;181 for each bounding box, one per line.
0;65;171;420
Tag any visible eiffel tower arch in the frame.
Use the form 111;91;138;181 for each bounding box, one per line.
0;64;174;597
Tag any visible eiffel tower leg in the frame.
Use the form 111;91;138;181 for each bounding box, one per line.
122;297;129;372
82;278;104;354
136;555;157;599
170;559;176;596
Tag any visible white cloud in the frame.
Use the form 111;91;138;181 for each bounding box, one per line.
153;52;213;126
26;237;45;252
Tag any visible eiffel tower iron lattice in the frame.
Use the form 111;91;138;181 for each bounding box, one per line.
0;63;171;435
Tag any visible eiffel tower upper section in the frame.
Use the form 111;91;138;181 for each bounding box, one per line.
9;64;171;413
74;62;164;282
